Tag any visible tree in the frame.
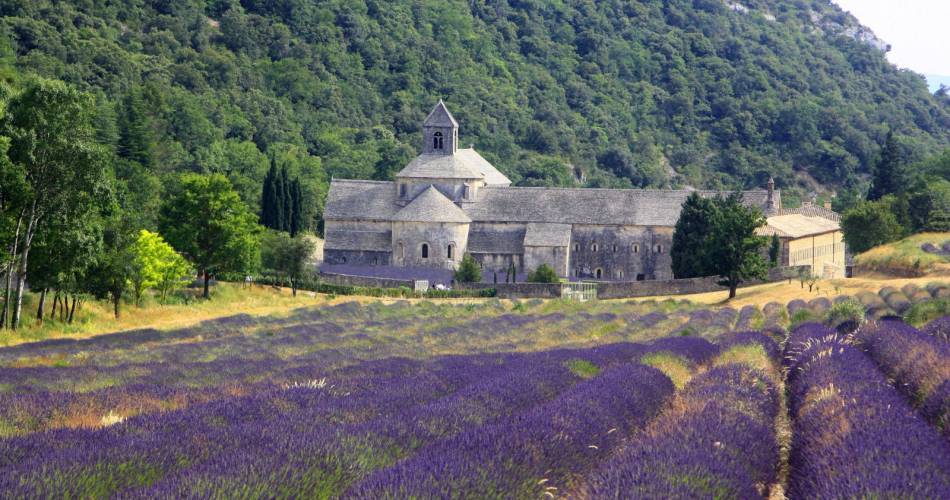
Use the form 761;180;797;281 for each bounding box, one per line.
693;193;769;299
671;192;717;278
261;231;314;296
907;180;950;232
527;264;560;283
1;78;109;329
841;196;907;254
159;173;261;299
453;254;482;283
0;138;27;329
128;230;192;306
768;234;781;267
867;131;907;201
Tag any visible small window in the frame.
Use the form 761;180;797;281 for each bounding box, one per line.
595;268;603;279
617;270;624;279
398;242;405;259
612;244;617;253
433;131;444;150
592;243;598;253
636;273;645;281
421;243;429;259
633;244;639;253
341;256;347;264
447;244;455;260
463;184;470;199
573;243;579;252
399;184;407;198
655;244;663;254
373;257;379;266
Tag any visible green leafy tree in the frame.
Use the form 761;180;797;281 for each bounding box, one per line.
907;180;950;232
671;192;717;278
706;193;769;299
128;230;192;306
769;234;781;267
453;254;482;283
527;264;560;283
261;230;315;296
159;173;261;299
841;196;908;253
1;78;109;329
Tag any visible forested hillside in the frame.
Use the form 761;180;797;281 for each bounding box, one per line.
1;0;948;229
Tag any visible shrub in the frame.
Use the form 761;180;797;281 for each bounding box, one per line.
826;299;866;329
526;264;559;283
904;298;950;327
453;254;482;283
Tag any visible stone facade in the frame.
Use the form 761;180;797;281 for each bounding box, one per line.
324;101;802;282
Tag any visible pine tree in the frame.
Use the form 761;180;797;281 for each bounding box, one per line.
671;192;716;278
867;131;906;201
117;90;153;166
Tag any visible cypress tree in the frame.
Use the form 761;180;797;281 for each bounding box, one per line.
280;166;293;232
290;178;303;236
261;159;277;228
273;165;285;231
867;131;906;201
671;192;716;278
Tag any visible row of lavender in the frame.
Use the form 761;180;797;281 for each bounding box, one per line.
0;337;721;497
785;323;950;498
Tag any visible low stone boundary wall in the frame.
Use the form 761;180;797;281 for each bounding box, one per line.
318;272;415;290
597;266;809;299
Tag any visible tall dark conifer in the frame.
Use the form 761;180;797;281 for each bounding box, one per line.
671;192;716;278
290;178;303;236
273;165;286;231
261;158;278;228
867;131;906;201
280;166;292;232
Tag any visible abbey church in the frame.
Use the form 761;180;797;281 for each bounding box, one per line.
323;101;844;281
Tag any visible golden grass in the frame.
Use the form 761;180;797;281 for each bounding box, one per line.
853;232;950;277
713;344;777;380
640;352;694;390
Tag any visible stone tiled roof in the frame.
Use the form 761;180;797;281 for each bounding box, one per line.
523;223;572;247
424;100;458;128
396;149;511;185
779;204;840;222
465;187;773;226
323;180;398;221
324;180;776;228
757;214;840;239
323;229;392;251
392;186;472;223
468;230;525;254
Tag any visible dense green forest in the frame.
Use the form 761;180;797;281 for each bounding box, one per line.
0;0;948;227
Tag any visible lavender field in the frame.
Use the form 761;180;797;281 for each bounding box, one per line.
1;290;950;498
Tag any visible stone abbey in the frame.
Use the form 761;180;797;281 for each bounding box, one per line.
323;101;845;281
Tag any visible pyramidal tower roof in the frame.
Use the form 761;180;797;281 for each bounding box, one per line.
392;185;472;223
424;99;459;128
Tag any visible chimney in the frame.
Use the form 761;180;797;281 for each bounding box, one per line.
765;177;775;214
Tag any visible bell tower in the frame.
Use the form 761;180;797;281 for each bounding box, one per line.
423;99;458;155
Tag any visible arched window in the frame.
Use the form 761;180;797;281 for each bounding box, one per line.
421;243;429;259
397;242;405;259
573;243;579;252
595;268;603;279
447;243;455;260
399;183;407;198
592;243;598;253
654;244;663;254
632;244;640;253
612;244;618;253
617;270;624;280
433;132;444;150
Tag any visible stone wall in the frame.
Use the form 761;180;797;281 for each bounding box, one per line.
524;245;570;277
392;221;469;269
568;225;674;281
318;272;415;289
596;265;809;299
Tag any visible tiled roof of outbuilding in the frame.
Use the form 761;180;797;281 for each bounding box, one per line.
323;229;392;251
323;180;397;221
523;223;572;247
757;214;840;239
392;186;472;223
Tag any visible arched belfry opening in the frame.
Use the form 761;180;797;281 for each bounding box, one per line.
433;131;444;150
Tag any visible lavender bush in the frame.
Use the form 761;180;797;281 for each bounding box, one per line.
785;323;950;498
857;318;950;438
580;365;779;499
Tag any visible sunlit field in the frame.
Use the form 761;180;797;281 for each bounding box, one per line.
1;283;949;498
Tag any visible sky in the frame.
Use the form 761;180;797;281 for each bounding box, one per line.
833;0;950;91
